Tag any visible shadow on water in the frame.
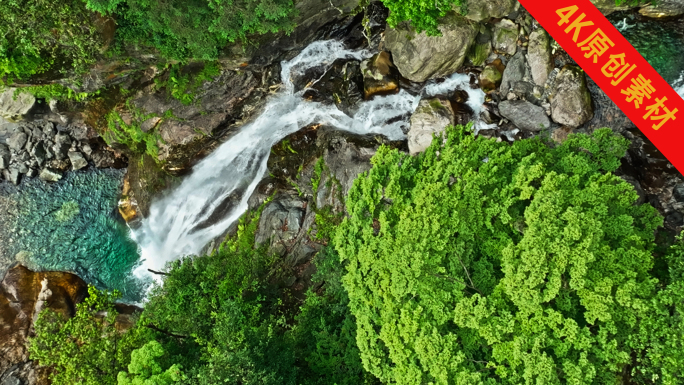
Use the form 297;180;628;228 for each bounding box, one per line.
0;168;148;302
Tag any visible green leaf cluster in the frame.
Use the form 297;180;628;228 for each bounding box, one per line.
87;0;297;61
0;0;105;80
154;62;221;105
334;125;680;384
381;0;464;36
104;101;166;161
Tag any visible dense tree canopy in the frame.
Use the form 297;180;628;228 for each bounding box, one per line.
382;0;464;36
334;125;682;384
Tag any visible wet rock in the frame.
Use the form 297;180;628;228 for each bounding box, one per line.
498;100;550;132
52;133;72;160
550;65;593;128
0;89;35;122
30;142;47;167
467;25;493;66
479;64;502;93
6;132;27;152
39;168;62;182
255;193;306;252
500;50;531;96
361;51;399;98
68;151;87;170
640;0;684;18
492;19;518;56
0;144;9;169
0;265;87;384
118;174;139;225
461;0;517;21
407;98;454;155
527;28;553;87
384;12;479;82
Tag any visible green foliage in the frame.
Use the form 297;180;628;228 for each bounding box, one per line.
85;0;297;61
0;168;143;301
154;62;221;105
0;0;105;80
54;200;80;223
334;125;673;384
29;286;144;385
381;0;464;36
104;101;165;160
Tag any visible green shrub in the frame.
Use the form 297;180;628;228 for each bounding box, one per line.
14;84;94;102
104;101;165;160
154;62;221;105
381;0;464;36
334;125;679;384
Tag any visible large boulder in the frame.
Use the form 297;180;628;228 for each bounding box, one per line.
407;98;454;155
498;100;551;132
384;12;478;83
527;28;554;87
0;89;35;122
460;0;517;21
500;50;531;96
550;65;594;128
639;0;684;18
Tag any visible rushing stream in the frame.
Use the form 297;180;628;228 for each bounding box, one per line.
132;40;494;279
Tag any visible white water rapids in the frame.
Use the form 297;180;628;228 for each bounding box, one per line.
131;40;494;278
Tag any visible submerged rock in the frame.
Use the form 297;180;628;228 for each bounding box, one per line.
407;98;454;155
384;12;478;83
549;65;593;128
39;168;62;182
498;100;550;132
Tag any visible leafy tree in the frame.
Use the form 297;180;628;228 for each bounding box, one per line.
293;247;379;385
29;286;146;385
382;0;464;36
117;341;188;384
0;0;105;80
334;125;677;384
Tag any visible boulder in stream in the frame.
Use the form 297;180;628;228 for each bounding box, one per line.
384;12;478;83
361;51;399;98
498;100;550;132
527;28;554;87
407;98;454;155
549;65;594;128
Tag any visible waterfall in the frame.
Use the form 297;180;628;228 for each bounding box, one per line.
132;40;494;278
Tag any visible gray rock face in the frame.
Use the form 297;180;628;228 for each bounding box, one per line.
6;167;20;185
640;0;684;18
254;194;306;251
407;98;454;155
30;142;46;166
498;100;550;132
500;50;531;96
461;0;517;21
550;65;594;128
68;151;87;170
0;144;9;169
492;19;518;56
39;168;62;182
527;28;553;87
0;89;35;122
6;132;27;151
384;12;478;82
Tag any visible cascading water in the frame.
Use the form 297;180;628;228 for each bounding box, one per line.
132;40;495;278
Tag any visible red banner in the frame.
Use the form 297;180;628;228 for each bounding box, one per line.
518;0;684;174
